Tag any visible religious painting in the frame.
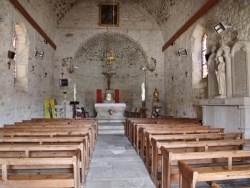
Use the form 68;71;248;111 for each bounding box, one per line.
44;99;56;118
99;2;119;27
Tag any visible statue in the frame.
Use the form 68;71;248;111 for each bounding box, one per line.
215;56;226;98
153;88;159;101
102;71;116;90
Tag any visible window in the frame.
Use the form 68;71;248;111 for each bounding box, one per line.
12;33;17;78
201;33;208;78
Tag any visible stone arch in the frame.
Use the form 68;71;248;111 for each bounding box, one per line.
14;22;29;92
191;24;206;89
70;32;149;115
72;31;150;74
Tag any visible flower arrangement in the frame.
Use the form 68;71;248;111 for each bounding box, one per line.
108;108;116;115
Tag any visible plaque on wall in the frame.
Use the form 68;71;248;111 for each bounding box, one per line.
231;41;250;97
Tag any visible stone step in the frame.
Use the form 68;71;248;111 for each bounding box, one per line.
98;125;124;130
98;129;125;134
98;122;125;134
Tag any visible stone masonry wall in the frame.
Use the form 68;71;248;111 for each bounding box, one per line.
161;0;250;119
53;0;164;117
0;0;57;126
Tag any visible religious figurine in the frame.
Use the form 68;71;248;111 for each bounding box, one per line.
102;71;116;90
153;88;159;101
215;56;226;98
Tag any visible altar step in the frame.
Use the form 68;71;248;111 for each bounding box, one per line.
98;122;125;134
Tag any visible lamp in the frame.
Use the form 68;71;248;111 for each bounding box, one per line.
67;61;78;74
105;43;116;64
35;50;44;58
67;65;78;74
213;21;232;34
177;48;188;56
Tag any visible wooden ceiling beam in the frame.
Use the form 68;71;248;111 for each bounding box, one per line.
162;0;220;52
9;0;57;50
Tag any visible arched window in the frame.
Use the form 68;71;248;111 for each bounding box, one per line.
141;82;145;107
201;33;208;78
12;32;17;78
13;22;29;92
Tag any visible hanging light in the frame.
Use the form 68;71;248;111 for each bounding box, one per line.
105;42;116;64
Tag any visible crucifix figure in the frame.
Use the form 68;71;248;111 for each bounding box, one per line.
102;71;116;89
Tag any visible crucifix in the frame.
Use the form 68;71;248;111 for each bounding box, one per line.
102;71;116;89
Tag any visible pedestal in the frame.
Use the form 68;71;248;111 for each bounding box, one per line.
200;97;250;141
70;101;79;118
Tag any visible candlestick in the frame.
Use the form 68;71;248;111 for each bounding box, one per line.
73;84;76;101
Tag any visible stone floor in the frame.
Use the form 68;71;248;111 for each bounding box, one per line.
86;134;250;188
86;134;155;188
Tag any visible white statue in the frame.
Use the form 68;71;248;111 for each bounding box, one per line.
215;56;226;98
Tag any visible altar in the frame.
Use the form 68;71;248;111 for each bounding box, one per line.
94;103;126;123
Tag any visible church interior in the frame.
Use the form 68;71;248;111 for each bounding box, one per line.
0;0;250;187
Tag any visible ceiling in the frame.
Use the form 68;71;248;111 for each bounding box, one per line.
46;0;176;25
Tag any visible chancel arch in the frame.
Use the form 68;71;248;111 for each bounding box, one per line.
70;32;149;116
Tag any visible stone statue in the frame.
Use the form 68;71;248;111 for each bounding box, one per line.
215;56;226;97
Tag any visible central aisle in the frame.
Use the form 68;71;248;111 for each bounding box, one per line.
86;134;155;188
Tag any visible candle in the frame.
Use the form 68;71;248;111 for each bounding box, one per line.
73;84;76;101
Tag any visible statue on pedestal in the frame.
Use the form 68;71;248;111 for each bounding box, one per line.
215;56;226;98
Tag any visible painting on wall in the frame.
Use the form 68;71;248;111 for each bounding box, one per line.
99;2;119;27
44;99;56;118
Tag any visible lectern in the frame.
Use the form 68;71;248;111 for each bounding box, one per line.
69;101;79;118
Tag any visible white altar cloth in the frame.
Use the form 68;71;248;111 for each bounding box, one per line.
94;103;126;122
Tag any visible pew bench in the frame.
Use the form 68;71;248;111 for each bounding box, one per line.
134;124;208;153
160;139;250;188
149;132;243;186
0;144;86;184
147;132;242;174
0;149;81;188
178;150;250;188
141;127;224;161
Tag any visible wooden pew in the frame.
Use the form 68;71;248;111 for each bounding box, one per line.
150;132;243;186
0;137;88;183
133;124;206;152
177;150;250;188
131;120;200;145
145;128;227;172
0;127;95;151
160;139;250;188
0;144;86;183
141;127;224;161
126;118;199;143
0;149;81;188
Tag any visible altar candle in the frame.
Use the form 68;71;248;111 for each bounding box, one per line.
73;84;76;101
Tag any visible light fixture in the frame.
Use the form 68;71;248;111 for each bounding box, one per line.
35;50;44;58
67;61;78;74
177;48;188;56
213;21;232;34
105;43;116;64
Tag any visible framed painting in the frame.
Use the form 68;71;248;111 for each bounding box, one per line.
99;2;119;27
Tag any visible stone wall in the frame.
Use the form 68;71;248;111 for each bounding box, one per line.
161;0;250;119
0;0;56;126
53;0;164;117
